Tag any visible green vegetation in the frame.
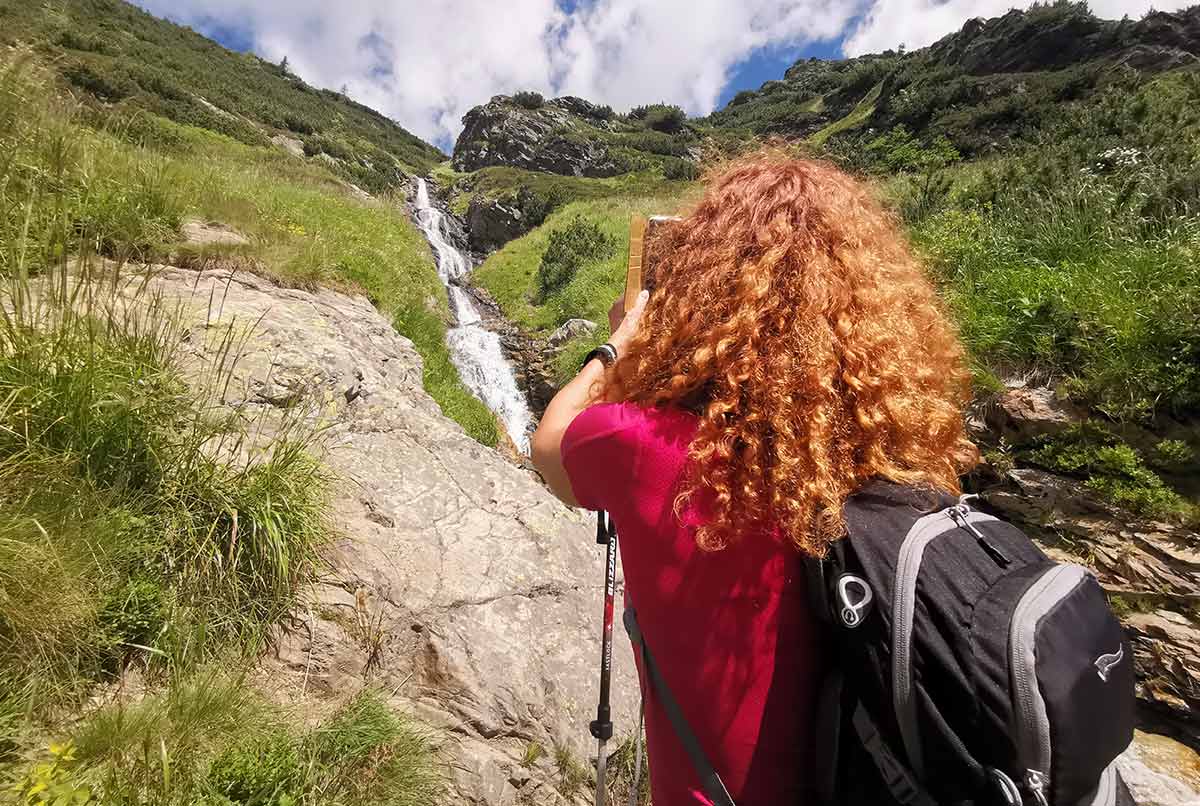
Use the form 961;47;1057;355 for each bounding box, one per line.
911;69;1200;424
10;683;442;805
0;47;497;445
634;104;688;134
512;90;545;110
0;49;445;805
808;81;881;147
536;217;618;300
0;56;329;711
475;192;693;384
552;743;589;798
1024;424;1194;522
0;0;443;189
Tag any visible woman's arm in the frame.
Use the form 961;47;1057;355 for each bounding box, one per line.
531;290;648;506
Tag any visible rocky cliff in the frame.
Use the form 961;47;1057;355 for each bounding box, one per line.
131;264;639;805
454;96;624;177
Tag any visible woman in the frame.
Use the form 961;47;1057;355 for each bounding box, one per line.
531;151;974;804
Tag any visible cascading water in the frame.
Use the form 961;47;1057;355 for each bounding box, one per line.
412;178;533;453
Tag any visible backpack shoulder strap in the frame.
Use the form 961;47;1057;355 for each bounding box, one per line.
622;607;735;806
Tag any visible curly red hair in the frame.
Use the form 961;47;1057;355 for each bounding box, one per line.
604;152;976;556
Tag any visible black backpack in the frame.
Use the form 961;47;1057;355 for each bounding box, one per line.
622;480;1136;806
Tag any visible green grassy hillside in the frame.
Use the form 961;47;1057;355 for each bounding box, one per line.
0;51;452;803
0;0;444;190
705;3;1200;159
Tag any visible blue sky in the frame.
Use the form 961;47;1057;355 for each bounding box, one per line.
132;0;1189;153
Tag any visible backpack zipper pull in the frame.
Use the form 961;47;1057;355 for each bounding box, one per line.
948;504;1011;568
1025;769;1050;806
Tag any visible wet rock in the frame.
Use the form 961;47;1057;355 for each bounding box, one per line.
121;265;637;805
983;385;1083;445
547;319;597;350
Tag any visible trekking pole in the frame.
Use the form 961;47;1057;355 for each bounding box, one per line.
590;510;617;806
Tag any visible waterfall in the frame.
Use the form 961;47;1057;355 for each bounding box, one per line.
412;178;533;454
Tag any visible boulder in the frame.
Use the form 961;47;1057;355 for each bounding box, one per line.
271;133;305;157
983;385;1083;445
123;265;638;805
547;319;598;350
1117;731;1200;806
467;194;528;253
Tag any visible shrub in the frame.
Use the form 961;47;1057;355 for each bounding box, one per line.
728;89;757;107
207;732;306;805
642;104;687;134
536;216;617;300
281;112;315;135
515;183;567;227
1024;424;1190;520
662;157;700;181
512;90;544;110
63;61;137;101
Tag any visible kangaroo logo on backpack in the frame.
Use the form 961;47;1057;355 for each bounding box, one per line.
1095;645;1124;682
836;574;873;628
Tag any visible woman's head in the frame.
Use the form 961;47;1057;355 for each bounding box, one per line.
605;150;976;556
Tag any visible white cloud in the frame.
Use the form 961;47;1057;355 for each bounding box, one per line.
844;1;1197;57
134;0;862;151
132;0;1196;151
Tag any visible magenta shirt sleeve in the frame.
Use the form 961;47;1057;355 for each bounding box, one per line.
560;402;642;512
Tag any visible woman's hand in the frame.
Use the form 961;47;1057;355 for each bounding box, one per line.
608;289;649;355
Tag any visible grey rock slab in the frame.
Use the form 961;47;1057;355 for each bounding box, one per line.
128;265;637;805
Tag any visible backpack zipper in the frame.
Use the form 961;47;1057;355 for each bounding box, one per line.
1025;769;1050;806
948;503;1011;568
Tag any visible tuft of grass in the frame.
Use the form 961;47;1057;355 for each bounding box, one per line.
604;732;651;806
10;679;443;806
552;742;590;798
519;740;543;769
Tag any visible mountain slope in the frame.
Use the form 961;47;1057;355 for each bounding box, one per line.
707;2;1200;156
0;0;444;189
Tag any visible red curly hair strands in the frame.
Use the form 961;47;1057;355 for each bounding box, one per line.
604;152;976;556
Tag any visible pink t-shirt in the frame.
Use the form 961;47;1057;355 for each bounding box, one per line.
562;402;820;805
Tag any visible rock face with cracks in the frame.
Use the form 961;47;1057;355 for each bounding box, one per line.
135;265;637;805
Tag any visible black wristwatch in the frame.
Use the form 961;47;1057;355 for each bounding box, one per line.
581;342;618;369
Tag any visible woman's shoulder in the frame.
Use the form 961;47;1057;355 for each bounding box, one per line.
561;402;696;512
563;402;695;453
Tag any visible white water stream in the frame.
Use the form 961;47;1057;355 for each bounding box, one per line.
413;178;533;453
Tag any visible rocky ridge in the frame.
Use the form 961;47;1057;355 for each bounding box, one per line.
454;96;623;177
